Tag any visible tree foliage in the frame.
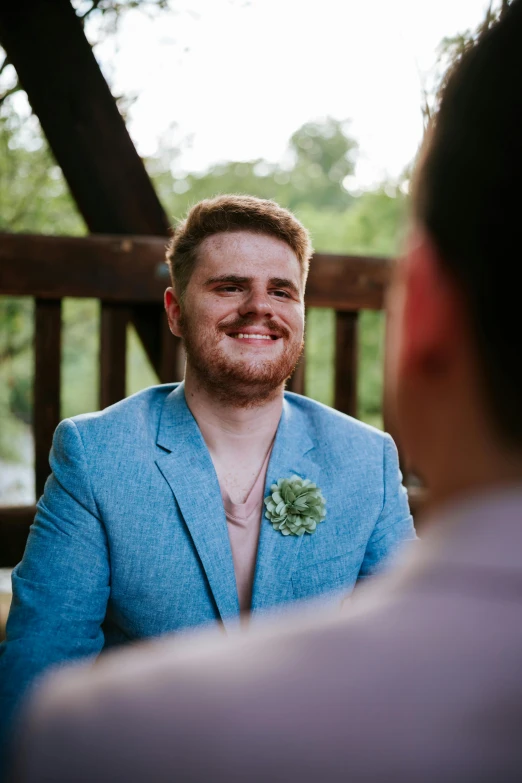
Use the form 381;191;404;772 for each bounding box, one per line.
151;117;358;220
0;1;411;470
423;0;513;125
0;0;171;108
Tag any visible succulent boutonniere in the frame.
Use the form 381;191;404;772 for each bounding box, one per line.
264;476;326;536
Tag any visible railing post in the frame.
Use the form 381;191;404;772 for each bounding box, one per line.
34;298;62;499
285;305;307;395
99;302;129;409
286;352;306;396
382;302;398;440
160;315;184;383
334;310;359;417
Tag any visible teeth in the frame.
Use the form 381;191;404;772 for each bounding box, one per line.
234;333;272;340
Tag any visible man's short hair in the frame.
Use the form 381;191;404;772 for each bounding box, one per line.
166;195;313;301
412;0;522;446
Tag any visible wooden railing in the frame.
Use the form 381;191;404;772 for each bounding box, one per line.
0;231;394;565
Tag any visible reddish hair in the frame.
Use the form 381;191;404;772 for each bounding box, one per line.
166;194;313;299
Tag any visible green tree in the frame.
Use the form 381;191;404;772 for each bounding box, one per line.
423;0;512;125
286;118;356;211
150;116;357;219
0;97;88;461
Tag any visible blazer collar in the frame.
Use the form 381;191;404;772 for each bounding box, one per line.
251;396;317;612
155;386;319;622
155;383;240;628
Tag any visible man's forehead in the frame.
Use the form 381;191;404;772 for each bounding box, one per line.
201;229;292;252
197;230;301;274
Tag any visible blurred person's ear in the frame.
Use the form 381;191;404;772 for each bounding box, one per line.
384;228;470;482
399;230;464;382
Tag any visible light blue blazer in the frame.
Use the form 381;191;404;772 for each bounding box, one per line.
0;383;414;755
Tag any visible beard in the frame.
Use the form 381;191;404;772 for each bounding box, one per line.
180;311;304;408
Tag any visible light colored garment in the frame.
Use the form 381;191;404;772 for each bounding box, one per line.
221;446;273;613
0;382;414;767
12;486;522;783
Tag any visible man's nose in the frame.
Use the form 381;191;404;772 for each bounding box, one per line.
238;288;274;318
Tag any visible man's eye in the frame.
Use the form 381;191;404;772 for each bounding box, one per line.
271;289;290;298
219;285;241;293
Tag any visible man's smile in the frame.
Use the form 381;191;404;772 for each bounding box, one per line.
227;331;280;341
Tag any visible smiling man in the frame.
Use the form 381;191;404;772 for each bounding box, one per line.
0;195;414;764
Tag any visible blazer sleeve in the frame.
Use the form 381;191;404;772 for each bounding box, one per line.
0;418;110;765
357;433;416;581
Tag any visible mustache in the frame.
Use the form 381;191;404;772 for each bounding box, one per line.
218;317;290;339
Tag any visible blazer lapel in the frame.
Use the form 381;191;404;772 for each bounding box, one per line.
251;398;317;613
155;384;240;628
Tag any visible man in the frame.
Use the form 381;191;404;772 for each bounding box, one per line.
0;195;414;765
10;3;522;781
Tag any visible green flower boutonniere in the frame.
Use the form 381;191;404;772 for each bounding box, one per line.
264;476;326;536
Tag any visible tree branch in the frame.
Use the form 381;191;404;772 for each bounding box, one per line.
500;0;511;18
0;83;21;107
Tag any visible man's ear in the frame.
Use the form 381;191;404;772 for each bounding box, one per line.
399;230;462;380
164;287;183;338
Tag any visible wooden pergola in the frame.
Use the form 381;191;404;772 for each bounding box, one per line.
0;0;400;566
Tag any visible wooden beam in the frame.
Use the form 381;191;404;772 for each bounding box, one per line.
0;233;393;311
0;0;170;376
0;232;166;301
308;253;391;310
0;1;169;236
99;303;129;408
334;311;359;417
34;299;61;498
0;507;34;567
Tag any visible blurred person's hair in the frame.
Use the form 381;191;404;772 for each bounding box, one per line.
166;194;313;301
412;0;522;446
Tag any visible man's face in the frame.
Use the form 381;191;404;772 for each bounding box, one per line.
166;231;305;406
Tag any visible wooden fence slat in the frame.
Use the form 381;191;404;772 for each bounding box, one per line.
34;299;61;499
160;315;184;384
286;306;307;395
334;310;359;418
382;301;402;446
286;352;306;395
0;0;170;378
99;302;129;409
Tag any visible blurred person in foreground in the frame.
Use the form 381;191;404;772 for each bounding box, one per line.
0;195;415;774
10;2;522;779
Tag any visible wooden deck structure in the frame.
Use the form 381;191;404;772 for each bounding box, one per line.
0;0;418;567
0;236;394;565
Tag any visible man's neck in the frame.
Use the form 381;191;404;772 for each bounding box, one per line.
183;367;283;504
183;367;283;451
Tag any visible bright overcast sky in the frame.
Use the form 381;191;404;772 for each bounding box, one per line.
93;0;491;189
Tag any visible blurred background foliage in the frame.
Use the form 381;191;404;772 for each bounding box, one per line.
0;0;413;476
0;101;408;467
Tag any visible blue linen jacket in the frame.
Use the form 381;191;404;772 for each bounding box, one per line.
0;383;414;758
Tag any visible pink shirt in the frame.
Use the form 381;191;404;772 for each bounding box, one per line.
219;447;273;613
